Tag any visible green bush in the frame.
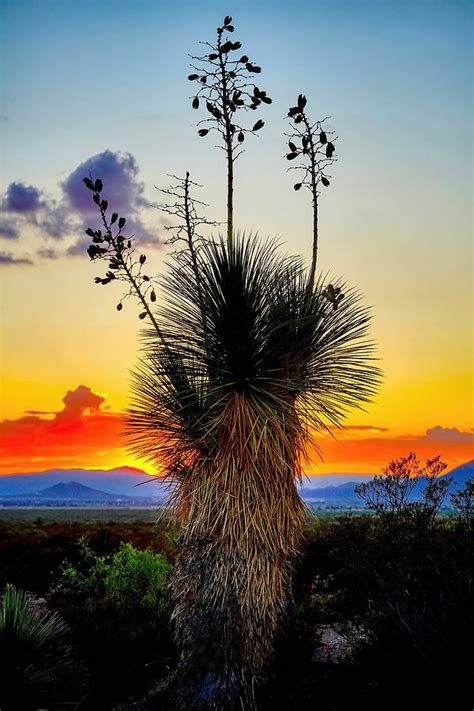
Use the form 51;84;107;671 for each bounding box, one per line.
53;537;172;634
51;537;175;709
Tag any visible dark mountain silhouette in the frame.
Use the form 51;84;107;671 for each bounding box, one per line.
0;466;166;498
0;461;471;507
301;460;474;507
37;482;131;500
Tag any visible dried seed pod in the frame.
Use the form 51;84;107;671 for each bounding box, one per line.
111;212;118;224
297;94;307;109
238;131;245;143
139;254;146;265
83;177;95;191
188;73;199;80
252;119;264;131
118;217;126;229
139;312;147;319
94;179;103;193
326;142;335;158
288;141;297;152
192;96;199;109
198;128;209;137
117;303;123;311
321;177;330;187
294;183;302;191
286;152;298;160
150;290;156;302
319;131;327;144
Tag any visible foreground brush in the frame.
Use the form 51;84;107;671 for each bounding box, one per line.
81;14;381;710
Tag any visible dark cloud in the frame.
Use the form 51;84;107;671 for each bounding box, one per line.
37;203;74;240
25;410;56;416
0;181;74;242
3;182;44;213
0;220;19;239
37;247;58;259
56;385;105;423
425;426;474;442
332;425;391;434
0;150;161;258
63;149;160;250
63;150;147;216
0;251;33;266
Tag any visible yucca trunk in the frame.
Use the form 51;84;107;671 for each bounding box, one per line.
170;393;305;709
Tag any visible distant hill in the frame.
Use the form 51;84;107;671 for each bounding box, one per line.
37;481;131;501
0;461;471;508
0;466;166;499
301;460;474;508
446;460;474;488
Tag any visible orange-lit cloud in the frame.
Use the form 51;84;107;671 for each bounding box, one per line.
0;385;128;474
307;426;474;475
1;387;472;477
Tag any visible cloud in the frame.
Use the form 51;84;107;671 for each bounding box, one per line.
0;385;124;474
63;149;160;251
37;247;58;259
0;151;161;259
330;424;391;435
0;219;20;239
3;182;44;213
424;426;474;442
0;181;74;242
63;150;147;216
57;385;105;422
0;251;33;266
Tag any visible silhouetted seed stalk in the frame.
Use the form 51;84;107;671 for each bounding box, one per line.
188;15;271;250
286;95;337;289
154;172;218;313
79;15;381;710
82;176;165;343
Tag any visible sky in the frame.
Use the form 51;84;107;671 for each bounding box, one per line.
0;0;473;476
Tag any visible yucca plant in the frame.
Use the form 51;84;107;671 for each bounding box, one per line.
81;15;380;709
0;584;85;710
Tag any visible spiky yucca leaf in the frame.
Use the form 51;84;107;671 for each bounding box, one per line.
126;235;380;478
0;584;85;709
125;234;380;709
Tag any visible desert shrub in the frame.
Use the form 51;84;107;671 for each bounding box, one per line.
300;462;473;708
451;478;474;522
51;538;175;709
0;584;85;710
0;517;175;595
52;537;172;637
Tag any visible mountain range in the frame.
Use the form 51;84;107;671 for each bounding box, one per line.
0;461;472;508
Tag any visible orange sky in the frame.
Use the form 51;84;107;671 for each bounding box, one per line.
0;384;472;476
